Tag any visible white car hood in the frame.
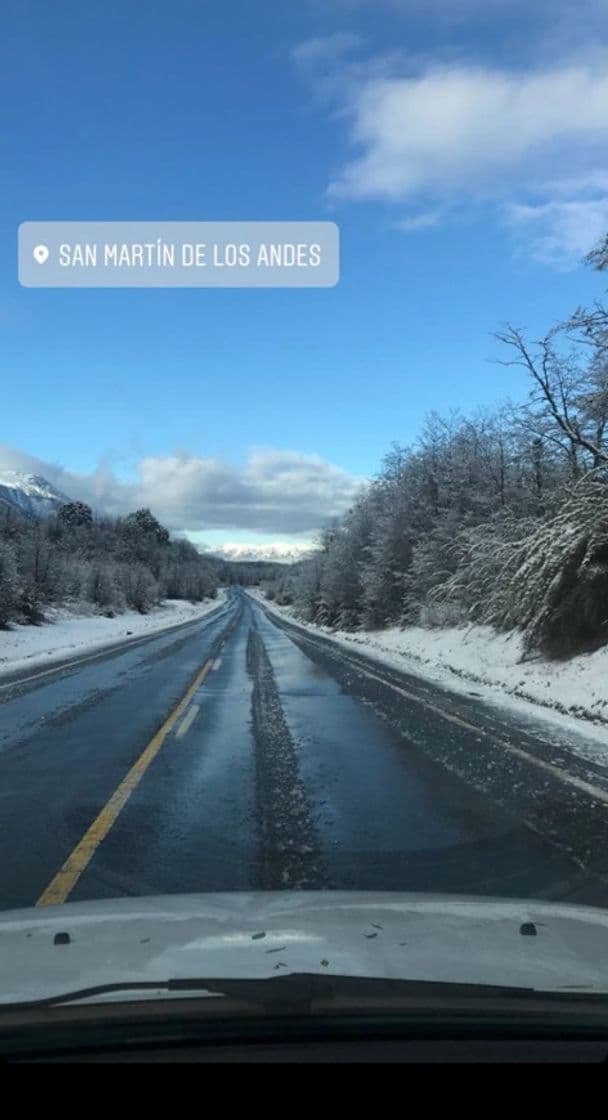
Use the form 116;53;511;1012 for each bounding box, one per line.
1;891;608;1005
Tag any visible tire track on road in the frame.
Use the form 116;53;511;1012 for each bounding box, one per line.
246;623;326;890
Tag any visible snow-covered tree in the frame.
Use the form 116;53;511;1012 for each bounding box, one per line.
0;504;219;625
0;541;19;626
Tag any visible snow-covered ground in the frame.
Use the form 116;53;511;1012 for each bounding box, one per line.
0;591;227;680
248;590;608;758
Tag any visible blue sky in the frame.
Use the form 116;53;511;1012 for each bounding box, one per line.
2;0;608;549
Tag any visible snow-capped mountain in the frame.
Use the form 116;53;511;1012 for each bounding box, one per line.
211;541;317;564
0;470;71;519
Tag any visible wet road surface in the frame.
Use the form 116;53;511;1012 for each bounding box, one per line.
1;588;608;910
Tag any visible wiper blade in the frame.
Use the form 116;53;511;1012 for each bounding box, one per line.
0;972;536;1012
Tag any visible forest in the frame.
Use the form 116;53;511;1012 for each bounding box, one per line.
264;234;608;660
0;503;219;626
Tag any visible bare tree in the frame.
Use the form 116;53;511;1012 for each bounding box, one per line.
495;325;608;475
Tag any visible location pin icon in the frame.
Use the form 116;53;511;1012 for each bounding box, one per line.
33;244;49;264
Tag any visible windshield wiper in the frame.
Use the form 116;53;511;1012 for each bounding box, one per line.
6;971;608;1021
0;972;539;1013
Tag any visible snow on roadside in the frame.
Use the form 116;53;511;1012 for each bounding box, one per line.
0;590;227;679
247;589;608;760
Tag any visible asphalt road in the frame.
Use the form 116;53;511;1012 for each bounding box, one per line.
1;587;608;911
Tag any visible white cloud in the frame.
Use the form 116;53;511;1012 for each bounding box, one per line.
292;31;363;69
0;445;363;535
328;61;608;203
396;210;442;232
295;36;608;265
318;0;608;38
506;197;608;268
540;171;608;197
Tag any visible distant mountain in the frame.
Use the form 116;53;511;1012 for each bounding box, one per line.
211;541;316;565
0;470;71;520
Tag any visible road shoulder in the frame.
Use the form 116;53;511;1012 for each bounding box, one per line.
0;591;228;688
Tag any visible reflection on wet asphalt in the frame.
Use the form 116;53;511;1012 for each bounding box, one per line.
1;587;608;909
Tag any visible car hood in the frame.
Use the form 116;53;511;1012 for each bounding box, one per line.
2;891;608;1005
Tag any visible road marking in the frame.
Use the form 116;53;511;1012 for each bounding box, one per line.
175;703;200;739
36;657;215;907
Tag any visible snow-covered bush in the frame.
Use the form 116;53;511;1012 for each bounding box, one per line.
489;474;608;657
426;514;535;624
87;563;126;611
122;563;160;613
429;476;608;657
417;601;467;628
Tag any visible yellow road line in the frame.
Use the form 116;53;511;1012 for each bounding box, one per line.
175;703;200;740
36;657;215;907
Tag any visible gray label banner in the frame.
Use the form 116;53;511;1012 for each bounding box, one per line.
18;221;339;288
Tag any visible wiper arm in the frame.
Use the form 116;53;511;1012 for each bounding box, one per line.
0;978;226;1011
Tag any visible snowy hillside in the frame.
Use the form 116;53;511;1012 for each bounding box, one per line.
0;470;70;519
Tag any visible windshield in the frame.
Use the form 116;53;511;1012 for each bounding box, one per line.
3;0;608;1022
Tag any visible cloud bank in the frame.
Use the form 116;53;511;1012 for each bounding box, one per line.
0;444;363;536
